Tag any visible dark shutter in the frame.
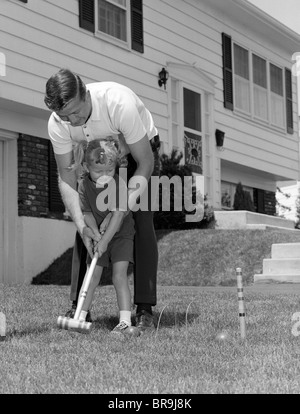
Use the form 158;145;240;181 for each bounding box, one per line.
222;33;233;110
48;142;65;213
79;0;95;33
131;0;144;53
285;68;294;134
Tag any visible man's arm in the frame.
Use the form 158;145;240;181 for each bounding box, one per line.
55;151;101;251
127;134;154;211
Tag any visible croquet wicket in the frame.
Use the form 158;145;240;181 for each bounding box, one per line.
236;267;246;339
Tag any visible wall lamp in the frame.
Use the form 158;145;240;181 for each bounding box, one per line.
215;129;225;151
158;67;169;90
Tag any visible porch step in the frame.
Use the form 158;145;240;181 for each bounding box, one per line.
254;242;300;283
261;258;300;275
214;210;295;230
271;243;300;259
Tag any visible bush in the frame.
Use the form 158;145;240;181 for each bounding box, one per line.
153;150;215;230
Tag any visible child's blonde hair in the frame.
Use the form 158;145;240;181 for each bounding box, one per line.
71;137;127;174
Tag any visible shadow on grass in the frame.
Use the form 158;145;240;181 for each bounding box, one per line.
32;230;175;286
6;323;51;339
90;310;199;331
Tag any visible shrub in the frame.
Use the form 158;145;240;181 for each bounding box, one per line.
153;150;215;230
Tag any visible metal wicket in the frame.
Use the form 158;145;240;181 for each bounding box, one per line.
236;267;246;339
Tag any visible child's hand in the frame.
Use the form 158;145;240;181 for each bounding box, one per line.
93;239;109;258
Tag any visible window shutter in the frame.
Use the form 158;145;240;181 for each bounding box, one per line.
48;142;65;213
79;0;95;33
285;68;293;134
131;0;144;53
222;33;233;110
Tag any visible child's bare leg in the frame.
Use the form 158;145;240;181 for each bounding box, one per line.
112;261;131;326
78;264;103;321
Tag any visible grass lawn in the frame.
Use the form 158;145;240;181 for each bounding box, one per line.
1;228;300;395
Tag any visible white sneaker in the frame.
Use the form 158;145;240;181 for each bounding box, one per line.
111;320;131;335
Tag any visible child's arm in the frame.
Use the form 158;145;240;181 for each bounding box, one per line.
95;211;125;257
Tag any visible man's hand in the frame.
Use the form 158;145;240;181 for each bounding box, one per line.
82;226;101;258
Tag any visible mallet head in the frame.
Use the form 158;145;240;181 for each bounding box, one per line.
57;316;92;334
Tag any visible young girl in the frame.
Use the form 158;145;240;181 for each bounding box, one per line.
71;137;136;335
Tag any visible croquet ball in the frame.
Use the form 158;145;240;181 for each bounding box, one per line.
215;331;230;342
124;326;140;337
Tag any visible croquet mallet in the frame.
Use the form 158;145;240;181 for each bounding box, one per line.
57;251;99;334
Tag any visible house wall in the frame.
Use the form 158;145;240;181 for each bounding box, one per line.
0;0;299;283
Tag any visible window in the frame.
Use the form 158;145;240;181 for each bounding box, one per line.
234;44;250;113
183;88;203;174
253;54;268;120
79;0;144;53
222;33;293;134
221;181;254;210
270;63;284;128
98;0;127;42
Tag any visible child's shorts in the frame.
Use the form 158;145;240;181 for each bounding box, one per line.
87;237;134;268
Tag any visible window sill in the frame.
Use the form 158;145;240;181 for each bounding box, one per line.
94;31;131;52
232;109;287;136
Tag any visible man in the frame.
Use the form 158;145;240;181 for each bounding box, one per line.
44;68;160;332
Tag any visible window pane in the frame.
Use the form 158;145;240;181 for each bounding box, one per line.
270;64;283;96
234;44;249;79
234;76;250;112
221;182;232;208
253;54;267;88
253;86;268;120
271;93;284;127
183;88;201;132
98;0;127;41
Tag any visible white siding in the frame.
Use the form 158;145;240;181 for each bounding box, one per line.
0;0;299;178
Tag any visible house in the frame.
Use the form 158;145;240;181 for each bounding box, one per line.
0;0;299;284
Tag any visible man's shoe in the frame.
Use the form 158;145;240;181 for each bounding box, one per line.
135;310;155;332
65;304;92;322
65;303;76;318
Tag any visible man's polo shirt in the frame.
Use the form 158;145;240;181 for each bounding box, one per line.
47;82;158;155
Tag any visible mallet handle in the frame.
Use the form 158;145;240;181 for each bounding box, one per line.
74;252;99;320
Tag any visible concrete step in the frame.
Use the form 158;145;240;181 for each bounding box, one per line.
271;243;300;259
262;258;300;275
254;273;300;283
214;210;295;230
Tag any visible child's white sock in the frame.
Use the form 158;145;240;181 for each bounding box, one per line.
119;310;131;326
79;310;88;322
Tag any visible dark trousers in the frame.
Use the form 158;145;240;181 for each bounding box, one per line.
70;136;160;306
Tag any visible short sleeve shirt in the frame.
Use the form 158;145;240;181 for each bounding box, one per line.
48;82;158;155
